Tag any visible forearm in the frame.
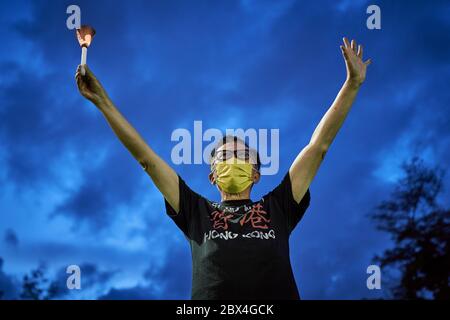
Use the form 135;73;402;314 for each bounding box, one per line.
309;79;361;149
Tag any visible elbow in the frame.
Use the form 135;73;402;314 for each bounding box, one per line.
308;143;329;160
309;134;330;154
139;160;148;171
138;157;155;172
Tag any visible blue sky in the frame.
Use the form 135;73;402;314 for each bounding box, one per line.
1;0;449;299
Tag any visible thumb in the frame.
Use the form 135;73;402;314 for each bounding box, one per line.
83;64;94;77
80;64;96;81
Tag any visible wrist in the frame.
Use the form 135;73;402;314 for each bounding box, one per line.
96;96;113;111
345;78;363;90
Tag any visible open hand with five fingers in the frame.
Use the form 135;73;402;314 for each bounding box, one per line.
340;37;371;87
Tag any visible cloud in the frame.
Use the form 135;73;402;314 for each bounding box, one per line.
142;241;192;299
4;229;19;247
48;262;118;299
98;240;191;300
98;285;157;300
0;257;20;299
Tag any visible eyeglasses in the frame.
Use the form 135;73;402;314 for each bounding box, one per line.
217;149;250;160
211;149;259;167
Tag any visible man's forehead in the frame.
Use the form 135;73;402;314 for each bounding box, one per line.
216;141;248;151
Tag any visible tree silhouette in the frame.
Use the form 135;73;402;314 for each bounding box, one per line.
20;265;47;300
370;156;450;299
19;264;60;300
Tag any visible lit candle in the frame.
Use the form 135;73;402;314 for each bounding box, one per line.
76;25;96;76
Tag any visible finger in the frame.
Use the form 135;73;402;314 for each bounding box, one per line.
357;45;363;58
364;59;372;66
76;72;86;89
343;37;350;48
340;45;349;60
75;72;85;84
351;39;356;53
77;64;88;79
75;64;82;75
76;74;83;89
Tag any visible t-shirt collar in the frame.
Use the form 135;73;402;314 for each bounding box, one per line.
220;199;253;207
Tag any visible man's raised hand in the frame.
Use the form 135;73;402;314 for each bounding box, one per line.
340;37;371;86
75;64;109;106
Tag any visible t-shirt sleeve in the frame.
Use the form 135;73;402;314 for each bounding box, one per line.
264;171;311;234
164;174;201;239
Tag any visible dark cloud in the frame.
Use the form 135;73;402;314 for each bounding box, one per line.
0;257;119;300
143;242;192;299
98;285;157;300
47;262;118;299
4;229;19;247
0;257;20;300
98;241;191;300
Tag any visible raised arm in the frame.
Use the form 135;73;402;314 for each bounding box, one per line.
75;65;180;212
289;37;371;202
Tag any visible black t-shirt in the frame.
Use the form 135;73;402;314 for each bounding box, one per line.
164;171;311;300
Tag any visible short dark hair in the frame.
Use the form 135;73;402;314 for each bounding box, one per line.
210;135;261;172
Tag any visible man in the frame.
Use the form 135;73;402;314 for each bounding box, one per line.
75;37;371;299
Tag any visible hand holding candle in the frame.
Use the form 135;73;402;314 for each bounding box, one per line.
76;25;96;76
75;64;109;107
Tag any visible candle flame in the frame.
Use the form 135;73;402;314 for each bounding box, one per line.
76;25;96;48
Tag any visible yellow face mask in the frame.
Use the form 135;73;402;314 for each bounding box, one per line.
214;157;254;194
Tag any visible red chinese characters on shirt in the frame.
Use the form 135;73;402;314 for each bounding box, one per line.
239;203;270;229
210;203;270;230
210;211;234;230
